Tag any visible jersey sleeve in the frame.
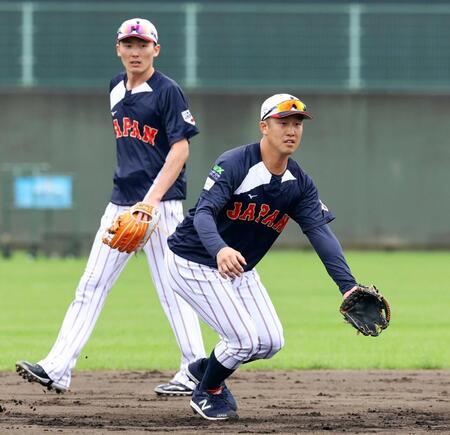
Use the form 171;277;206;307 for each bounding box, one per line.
305;224;357;293
197;153;241;211
161;83;199;146
290;174;335;232
192;154;241;256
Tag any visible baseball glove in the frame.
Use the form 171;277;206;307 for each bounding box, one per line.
339;285;390;336
102;202;160;253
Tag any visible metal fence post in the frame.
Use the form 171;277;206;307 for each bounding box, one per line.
21;1;35;87
185;3;198;88
348;3;362;90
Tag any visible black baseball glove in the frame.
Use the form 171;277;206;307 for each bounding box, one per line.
339;285;390;336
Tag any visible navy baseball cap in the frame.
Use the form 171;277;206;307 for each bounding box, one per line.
117;18;158;43
260;94;313;121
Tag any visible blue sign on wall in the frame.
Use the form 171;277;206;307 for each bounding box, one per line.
14;176;72;209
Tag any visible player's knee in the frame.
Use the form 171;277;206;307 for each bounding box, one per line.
257;330;285;360
75;274;110;304
268;333;285;358
234;327;260;361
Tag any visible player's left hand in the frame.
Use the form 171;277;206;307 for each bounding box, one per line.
136;199;159;222
217;247;247;279
339;285;390;336
102;202;161;253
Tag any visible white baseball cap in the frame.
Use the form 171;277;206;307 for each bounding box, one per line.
116;18;158;43
260;94;312;121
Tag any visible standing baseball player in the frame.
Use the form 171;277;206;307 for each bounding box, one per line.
165;94;364;420
16;18;206;395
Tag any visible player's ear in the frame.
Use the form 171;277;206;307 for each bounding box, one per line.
152;43;161;58
116;43;121;58
259;120;269;135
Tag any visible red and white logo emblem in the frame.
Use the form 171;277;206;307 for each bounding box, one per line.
181;109;196;126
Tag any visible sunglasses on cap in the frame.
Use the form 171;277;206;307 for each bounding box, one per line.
262;99;309;121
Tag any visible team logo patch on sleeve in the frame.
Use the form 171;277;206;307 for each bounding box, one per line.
181;109;196;125
203;177;215;191
319;200;329;211
204;164;224;189
209;165;224;181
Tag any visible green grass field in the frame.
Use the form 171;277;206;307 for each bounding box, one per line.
1;250;449;372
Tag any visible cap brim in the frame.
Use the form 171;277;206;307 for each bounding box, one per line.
269;111;313;120
117;34;157;43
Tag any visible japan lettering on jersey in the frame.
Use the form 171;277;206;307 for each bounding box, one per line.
109;70;199;206
169;142;334;270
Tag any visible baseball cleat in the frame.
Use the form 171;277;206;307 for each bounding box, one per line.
186;358;208;384
190;387;238;421
187;358;237;411
154;380;194;396
15;361;67;394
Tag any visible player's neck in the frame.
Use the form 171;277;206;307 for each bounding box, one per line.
126;67;155;90
260;139;289;175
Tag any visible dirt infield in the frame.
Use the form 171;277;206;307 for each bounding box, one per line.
1;370;449;434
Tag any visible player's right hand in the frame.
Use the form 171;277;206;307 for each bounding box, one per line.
216;247;247;279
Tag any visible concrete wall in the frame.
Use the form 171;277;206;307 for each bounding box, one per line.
1;90;449;253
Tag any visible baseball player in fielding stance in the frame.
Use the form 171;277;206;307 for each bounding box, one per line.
165;94;362;420
16;18;206;395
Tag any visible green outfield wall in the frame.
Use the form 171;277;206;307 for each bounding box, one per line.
1;91;449;254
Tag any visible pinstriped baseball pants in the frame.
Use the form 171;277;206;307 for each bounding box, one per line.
39;201;206;388
165;249;285;370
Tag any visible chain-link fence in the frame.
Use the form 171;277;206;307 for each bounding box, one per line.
1;2;449;91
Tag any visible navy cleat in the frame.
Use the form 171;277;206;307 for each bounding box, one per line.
186;358;237;411
154;380;194;396
186;358;208;384
190;386;238;421
15;361;67;393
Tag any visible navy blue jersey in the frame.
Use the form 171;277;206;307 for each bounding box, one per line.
109;70;199;205
168;142;334;270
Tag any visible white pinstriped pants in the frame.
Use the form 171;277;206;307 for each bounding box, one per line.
39;201;206;388
165;249;284;370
